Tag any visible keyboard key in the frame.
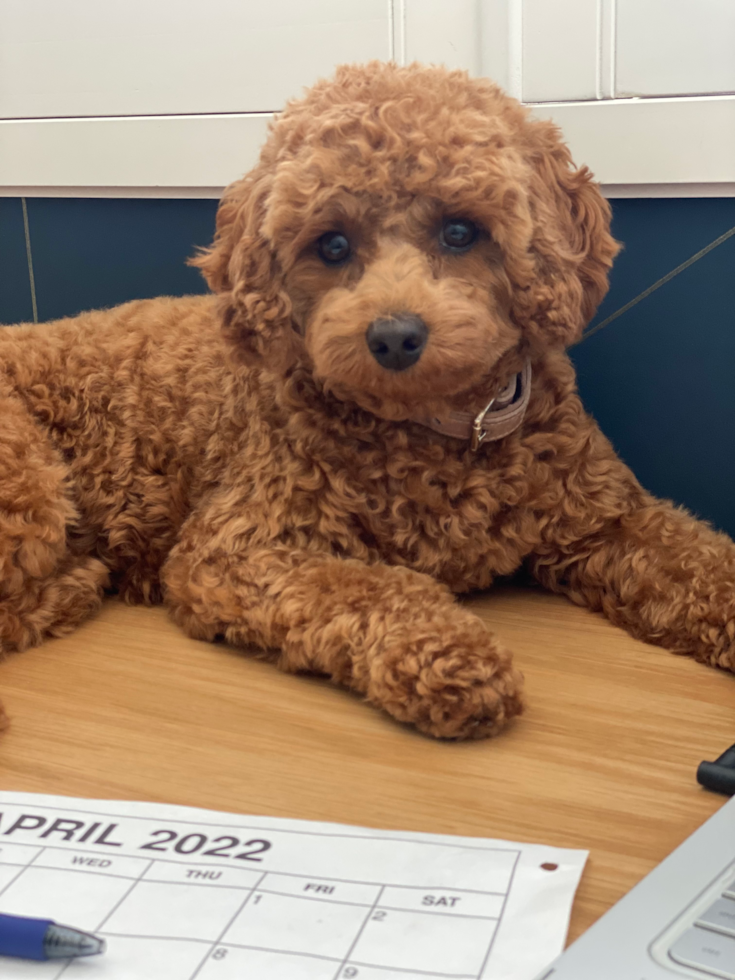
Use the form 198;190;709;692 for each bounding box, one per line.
669;926;735;979
698;898;735;938
725;887;735;901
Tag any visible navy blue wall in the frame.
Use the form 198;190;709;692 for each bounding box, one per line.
1;195;734;538
571;199;735;540
0;198;216;324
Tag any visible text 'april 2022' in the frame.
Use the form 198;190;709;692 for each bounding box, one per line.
0;813;273;862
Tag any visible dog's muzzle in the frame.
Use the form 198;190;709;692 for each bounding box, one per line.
366;314;428;372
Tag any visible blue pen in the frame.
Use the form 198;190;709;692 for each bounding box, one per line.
0;913;106;960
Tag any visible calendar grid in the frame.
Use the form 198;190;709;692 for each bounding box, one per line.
0;844;514;892
0;844;44;900
476;849;521;979
331;884;385;980
66;936;483;977
95;859;155;930
0;795;586;980
0;845;513;979
54;856;156;980
348;964;477;978
0;846;66;980
189;869;267;980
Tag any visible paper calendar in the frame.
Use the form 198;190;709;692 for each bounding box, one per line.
0;792;586;980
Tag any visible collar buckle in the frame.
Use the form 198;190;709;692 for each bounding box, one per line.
470;397;496;452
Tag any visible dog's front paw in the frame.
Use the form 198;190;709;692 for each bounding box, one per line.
366;612;523;739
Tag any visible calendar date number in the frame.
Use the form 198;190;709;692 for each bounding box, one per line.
139;830;271;861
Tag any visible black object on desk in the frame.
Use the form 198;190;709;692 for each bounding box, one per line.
697;742;735;796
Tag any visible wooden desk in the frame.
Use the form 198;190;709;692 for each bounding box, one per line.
0;586;732;943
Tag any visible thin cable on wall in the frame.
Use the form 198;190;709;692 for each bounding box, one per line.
577;222;735;345
21;198;39;324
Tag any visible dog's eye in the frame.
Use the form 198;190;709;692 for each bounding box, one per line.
440;219;478;252
317;231;351;265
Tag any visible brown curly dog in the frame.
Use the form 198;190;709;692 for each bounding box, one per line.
1;63;734;739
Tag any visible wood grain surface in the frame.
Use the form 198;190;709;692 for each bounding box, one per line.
0;585;732;944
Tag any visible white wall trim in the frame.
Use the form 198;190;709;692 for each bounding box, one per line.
3;96;732;199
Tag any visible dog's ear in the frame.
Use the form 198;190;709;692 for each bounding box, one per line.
518;120;620;347
190;168;299;370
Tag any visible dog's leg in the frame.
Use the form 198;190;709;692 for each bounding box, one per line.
163;538;523;739
530;494;735;671
0;392;108;655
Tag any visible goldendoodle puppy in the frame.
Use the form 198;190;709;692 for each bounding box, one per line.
1;63;733;738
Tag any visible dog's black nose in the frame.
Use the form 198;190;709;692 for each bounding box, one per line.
366;314;428;372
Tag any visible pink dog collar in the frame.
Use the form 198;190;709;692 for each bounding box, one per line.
411;361;532;450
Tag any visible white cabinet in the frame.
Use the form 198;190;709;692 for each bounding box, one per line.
482;0;735;196
401;0;483;73
513;0;735;104
0;0;394;194
1;0;733;196
616;0;735;99
0;0;391;118
521;0;599;103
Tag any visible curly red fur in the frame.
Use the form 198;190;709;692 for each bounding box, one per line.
1;63;732;738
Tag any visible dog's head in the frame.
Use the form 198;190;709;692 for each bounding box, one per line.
193;63;618;420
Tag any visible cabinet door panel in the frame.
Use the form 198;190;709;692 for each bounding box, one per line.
521;0;598;102
0;0;390;119
616;0;735;98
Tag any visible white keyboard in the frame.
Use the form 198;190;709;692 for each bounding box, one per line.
659;864;735;978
